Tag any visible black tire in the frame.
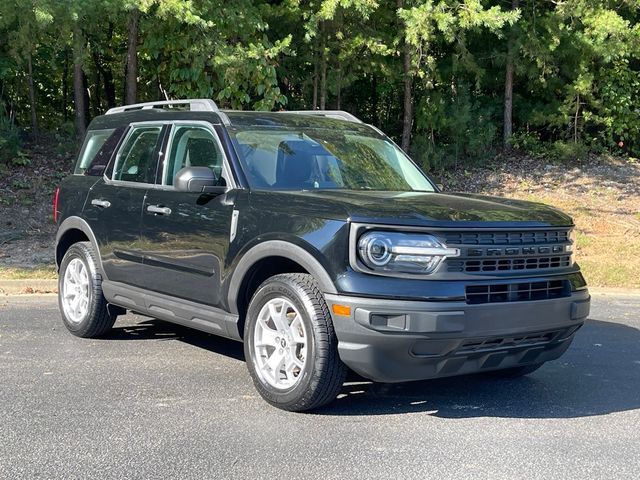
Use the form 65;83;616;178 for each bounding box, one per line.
58;241;117;338
244;273;347;412
490;362;545;378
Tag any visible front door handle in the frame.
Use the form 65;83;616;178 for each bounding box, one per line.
91;199;111;208
147;205;172;215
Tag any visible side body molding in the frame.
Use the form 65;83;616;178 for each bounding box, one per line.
55;216;105;275
227;240;338;315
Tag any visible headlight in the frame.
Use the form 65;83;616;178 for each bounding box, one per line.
357;231;459;275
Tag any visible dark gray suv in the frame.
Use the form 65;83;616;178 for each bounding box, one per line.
54;99;590;411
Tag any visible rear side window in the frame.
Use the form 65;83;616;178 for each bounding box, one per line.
74;129;115;174
83;127;127;176
112;125;164;184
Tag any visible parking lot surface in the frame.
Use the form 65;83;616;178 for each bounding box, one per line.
1;294;639;479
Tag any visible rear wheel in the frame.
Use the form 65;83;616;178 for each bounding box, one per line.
58;241;117;338
244;273;347;412
490;362;545;378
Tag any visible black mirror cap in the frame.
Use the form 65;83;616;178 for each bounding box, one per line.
174;166;217;193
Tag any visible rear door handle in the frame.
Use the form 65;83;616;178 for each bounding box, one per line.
147;205;172;215
91;199;111;208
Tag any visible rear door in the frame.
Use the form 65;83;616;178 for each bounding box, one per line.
83;123;167;286
138;121;237;307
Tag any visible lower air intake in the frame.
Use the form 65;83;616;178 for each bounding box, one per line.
465;280;571;305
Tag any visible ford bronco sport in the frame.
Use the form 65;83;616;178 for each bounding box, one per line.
55;99;590;411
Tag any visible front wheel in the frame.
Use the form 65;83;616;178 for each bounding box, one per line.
58;241;117;338
244;273;347;412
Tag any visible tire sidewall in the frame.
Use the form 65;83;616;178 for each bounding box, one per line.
244;278;320;407
58;243;99;335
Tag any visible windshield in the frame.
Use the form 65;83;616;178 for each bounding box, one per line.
229;126;435;192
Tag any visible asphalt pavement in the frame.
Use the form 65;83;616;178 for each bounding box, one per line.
1;293;639;479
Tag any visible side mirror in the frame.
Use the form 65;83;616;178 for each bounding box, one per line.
174;166;222;193
436;183;444;191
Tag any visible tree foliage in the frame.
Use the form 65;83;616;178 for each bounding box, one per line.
0;0;639;168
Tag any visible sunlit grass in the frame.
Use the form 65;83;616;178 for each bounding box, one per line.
0;266;57;280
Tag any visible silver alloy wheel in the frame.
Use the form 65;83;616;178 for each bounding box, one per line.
62;258;90;324
253;297;308;390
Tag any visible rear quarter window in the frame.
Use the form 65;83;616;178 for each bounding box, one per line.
74;128;125;176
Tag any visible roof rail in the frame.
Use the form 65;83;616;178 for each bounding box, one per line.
282;110;362;123
105;99;219;115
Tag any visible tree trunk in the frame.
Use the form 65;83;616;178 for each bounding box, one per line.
62;49;69;121
26;51;38;140
312;52;318;110
102;23;117;109
82;69;90;126
574;93;580;144
125;8;139;105
503;55;514;147
335;10;343;111
319;21;327;110
503;0;519;149
93;50;116;111
92;52;102;117
103;67;116;109
336;59;342;110
371;74;379;125
401;45;413;152
398;0;412;152
73;25;86;140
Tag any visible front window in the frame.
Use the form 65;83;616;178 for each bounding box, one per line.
229;126;434;192
163;125;226;186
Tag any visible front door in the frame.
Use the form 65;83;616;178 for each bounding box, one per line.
83;123;166;286
138;122;237;307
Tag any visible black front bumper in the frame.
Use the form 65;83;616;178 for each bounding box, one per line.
325;289;590;383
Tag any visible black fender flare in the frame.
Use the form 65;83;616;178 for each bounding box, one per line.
226;240;337;315
55;216;105;275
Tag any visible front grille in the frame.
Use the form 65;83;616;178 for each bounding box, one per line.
443;229;570;246
440;228;573;275
449;255;572;273
465;279;571;305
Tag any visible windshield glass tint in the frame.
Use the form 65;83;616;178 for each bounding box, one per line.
229;127;434;192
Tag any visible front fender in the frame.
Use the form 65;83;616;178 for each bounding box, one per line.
226;239;338;315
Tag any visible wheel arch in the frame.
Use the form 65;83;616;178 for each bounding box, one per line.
227;240;337;319
55;217;103;275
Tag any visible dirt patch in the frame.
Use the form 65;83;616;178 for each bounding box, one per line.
0;140;73;268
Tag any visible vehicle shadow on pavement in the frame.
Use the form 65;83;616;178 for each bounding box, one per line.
104;316;640;418
105;318;246;362
316;318;640;418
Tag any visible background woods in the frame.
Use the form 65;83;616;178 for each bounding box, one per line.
0;0;639;171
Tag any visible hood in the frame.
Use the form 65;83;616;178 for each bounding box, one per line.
253;190;574;227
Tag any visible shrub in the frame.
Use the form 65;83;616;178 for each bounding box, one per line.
0;116;22;165
548;141;589;163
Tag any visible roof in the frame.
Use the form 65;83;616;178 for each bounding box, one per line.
87;99;374;134
222;111;375;133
